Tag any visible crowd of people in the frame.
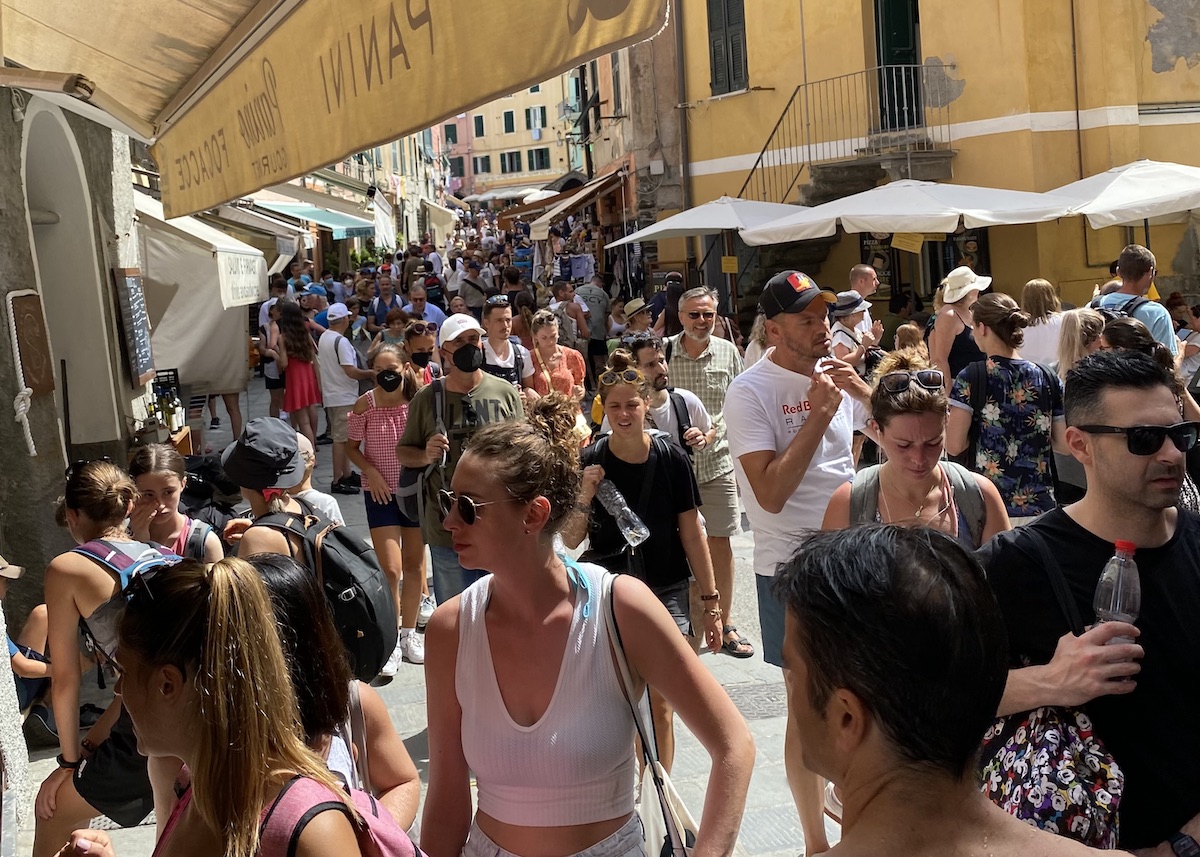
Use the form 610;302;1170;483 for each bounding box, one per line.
5;239;1199;857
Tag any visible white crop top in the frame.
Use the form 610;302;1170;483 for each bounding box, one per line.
456;561;636;826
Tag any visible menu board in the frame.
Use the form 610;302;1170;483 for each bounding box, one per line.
860;233;898;296
112;268;155;387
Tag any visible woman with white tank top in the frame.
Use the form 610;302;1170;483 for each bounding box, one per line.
421;394;754;857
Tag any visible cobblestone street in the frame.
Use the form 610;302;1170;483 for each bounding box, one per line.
19;377;833;857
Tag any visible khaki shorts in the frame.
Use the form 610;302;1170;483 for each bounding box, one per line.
697;470;741;538
327;405;353;442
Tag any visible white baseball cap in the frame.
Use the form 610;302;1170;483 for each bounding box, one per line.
325;303;351;322
438;314;485;346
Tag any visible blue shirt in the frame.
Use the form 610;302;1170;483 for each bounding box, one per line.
403;302;447;326
313;310;330;329
370;294;404;327
1097;292;1178;355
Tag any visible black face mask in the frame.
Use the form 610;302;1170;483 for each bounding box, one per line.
376;369;403;392
452;343;485;373
410;351;434;368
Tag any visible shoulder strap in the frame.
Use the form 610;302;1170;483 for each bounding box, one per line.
1021;527;1086;636
966;359;988;463
1122;295;1149;315
1031;362;1062;489
664;337;674;363
432;378;446;437
252;507;321;570
848;466;882;526
348;682;371;795
184;519;213;561
259;776;353;857
667;389;692;452
940;461;985;547
636;436;663;520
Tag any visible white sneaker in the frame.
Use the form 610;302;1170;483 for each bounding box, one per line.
400;630;425;665
380;636;405;677
417;595;436;630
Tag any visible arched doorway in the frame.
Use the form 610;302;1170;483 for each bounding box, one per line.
22;103;122;448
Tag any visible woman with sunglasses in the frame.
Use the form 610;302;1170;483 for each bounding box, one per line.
562;352;723;773
404;319;441;385
113;557;376;856
529;309;587;408
822;349;1011;547
347;343;432;671
945;293;1067;524
423;393;753;857
34;461;179;857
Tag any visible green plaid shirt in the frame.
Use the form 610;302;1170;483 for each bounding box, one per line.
666;333;743;484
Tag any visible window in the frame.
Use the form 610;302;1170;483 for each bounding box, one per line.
527;148;551;171
500;151;522;174
530;84;541;93
391;143;399;173
525;106;547;130
707;0;748;96
503;110;515;134
449;156;465;178
444;123;458;144
473;115;485;137
611;51;623;115
473;155;492;174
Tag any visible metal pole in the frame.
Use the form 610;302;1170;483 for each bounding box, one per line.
1143;218;1151;249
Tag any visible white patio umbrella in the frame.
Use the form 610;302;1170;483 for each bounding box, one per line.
522;189;559;205
740;179;1072;246
606;196;804;248
1049;160;1200;229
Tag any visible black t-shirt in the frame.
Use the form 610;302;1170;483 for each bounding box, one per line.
977;508;1200;849
581;434;701;589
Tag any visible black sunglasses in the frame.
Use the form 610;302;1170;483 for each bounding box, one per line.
1076;421;1200;455
406;321;438;336
65;456;112;480
485;295;510;307
686;311;716;320
878;370;944;394
436;489;522;525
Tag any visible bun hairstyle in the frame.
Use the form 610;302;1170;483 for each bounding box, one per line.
971;292;1030;350
598;349;650;404
118;557;356;857
530;308;559;338
464;393;583;535
63;460;137;527
127;443;186;482
870;348;948;428
1101;317;1182;395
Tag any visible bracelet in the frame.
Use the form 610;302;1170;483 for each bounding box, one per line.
56;754;82;771
704;607;723;618
699;591;721;602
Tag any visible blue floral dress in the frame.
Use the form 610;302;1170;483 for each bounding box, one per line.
950;356;1063;517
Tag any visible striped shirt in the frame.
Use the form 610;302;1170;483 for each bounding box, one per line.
665;333;742;484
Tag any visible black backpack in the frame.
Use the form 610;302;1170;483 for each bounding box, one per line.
666;388;693;457
255;498;398;681
1089;293;1149;322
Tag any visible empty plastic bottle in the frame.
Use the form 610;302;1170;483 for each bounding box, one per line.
1093;540;1141;645
595;479;651;548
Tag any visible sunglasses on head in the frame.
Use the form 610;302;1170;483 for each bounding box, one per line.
878;370;944;394
485;295;510;307
599;368;643;387
687;311;716;321
406;322;438;336
65;456;112;480
1076;421;1200;455
436;489;522;525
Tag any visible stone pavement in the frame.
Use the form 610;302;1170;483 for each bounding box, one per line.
20;376;836;857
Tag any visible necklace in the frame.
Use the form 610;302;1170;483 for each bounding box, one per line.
880;465;942;520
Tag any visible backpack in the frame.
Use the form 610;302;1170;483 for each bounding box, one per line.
396;379;446;524
575;284;610;341
848;462;986;547
253;499;398;682
1088;293;1149;322
665;389;694;457
182;519;214;561
258;776;422;857
551;301;585;350
335;332;374;396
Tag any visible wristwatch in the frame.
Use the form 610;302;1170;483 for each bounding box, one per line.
1170;832;1200;857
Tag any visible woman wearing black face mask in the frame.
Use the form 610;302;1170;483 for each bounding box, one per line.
346;343;432;671
403;320;441;384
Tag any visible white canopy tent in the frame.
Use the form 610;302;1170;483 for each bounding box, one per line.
740;180;1073;245
1049;160;1200;228
607;197;804;248
133;190;264;395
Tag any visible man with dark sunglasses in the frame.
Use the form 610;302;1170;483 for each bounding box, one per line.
978;350;1200;853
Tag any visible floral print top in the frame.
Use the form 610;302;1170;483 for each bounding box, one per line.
950;356;1063;517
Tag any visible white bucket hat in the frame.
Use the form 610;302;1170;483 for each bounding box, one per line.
941;266;992;304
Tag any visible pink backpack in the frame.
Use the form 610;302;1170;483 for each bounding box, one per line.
258;776;421;857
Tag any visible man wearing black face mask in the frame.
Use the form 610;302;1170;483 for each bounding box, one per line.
318;304;376;493
397;315;524;603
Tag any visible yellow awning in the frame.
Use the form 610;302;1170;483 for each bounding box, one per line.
3;1;668;217
530;171;625;241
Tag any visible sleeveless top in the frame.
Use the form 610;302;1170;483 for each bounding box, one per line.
456;561;636;826
946;315;985;379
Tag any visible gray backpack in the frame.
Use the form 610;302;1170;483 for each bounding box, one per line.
848;460;986;547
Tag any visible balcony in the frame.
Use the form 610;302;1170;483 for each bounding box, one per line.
740;63;957;205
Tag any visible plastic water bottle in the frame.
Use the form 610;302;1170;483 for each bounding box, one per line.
1093;541;1141;645
595;480;651;548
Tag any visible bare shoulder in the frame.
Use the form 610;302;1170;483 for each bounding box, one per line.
352;392;373;415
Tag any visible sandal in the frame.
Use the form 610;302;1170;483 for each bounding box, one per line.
721;625;755;659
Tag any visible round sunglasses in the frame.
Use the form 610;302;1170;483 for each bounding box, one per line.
599;368;643;387
1076;421;1200;456
437;489;522;525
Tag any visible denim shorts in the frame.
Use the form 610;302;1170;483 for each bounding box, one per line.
462;814;642;857
755;572;786;668
651;579;693;637
363;491;419;530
